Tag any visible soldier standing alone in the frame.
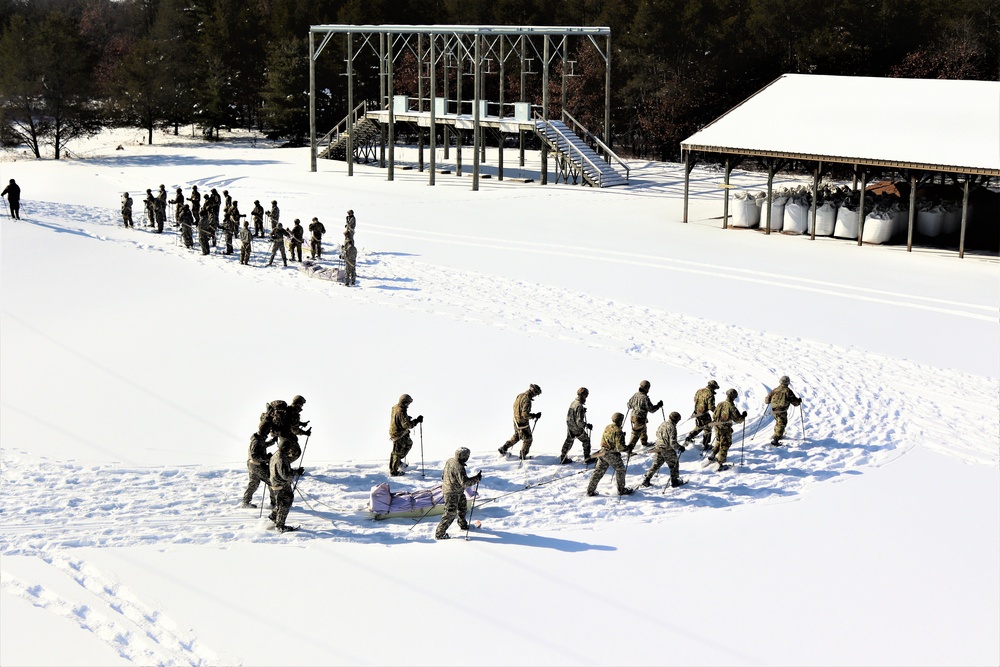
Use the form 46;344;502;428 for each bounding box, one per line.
343;237;357;285
121;192;133;228
388;394;423;476
239;219;253;265
434;447;482;540
1;178;21;219
251;200;264;238
560;387;594;464
499;384;542;460
626;380;663;451
586;412;633;496
765;375;802;446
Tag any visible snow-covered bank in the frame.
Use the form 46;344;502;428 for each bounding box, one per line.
2;132;997;665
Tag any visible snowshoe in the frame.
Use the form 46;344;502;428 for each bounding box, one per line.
770;438;783;447
620;487;635;496
717;463;731;472
670;477;687;488
240;502;257;509
435;533;450;540
586;490;599;497
559;456;573;465
276;525;299;533
498;447;509;458
640;479;652;488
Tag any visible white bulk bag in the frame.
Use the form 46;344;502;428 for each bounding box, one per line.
942;207;961;235
731;193;760;228
916;209;944;237
764;196;787;232
810;202;837;236
861;211;894;244
784;200;809;234
834;205;860;239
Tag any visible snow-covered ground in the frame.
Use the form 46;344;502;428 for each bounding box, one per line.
1;129;997;666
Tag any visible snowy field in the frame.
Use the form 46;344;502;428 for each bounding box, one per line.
1;128;998;666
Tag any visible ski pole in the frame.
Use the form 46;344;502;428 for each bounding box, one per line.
409;505;435;531
291;433;311;494
419;421;425;478
740;420;746;466
750;404;771;440
258;483;267;519
619;449;632;503
799;404;807;439
465;480;481;541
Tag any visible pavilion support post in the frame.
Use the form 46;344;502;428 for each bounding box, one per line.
561;37;568;116
765;161;775;235
810;161;821;240
387;32;395;182
907;174;916;252
418;33;424;173
604;35;612;147
852;165;857;191
429;33;436;186
443;45;450;161
498;38;505;181
346;34;354;177
857;171;867;246
519;35;526;168
379;33;386;168
959;177;970;258
722;158;732;229
541;36;550;186
309;30;316;172
456;37;463;178
473;34;481;192
682;150;691;223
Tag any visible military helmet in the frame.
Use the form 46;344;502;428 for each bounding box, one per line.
529;383;541;396
271;199;277;204
612;411;625;426
669;411;681;422
294;218;300;224
347;209;354;215
726;388;738;400
455;447;471;462
577;387;589;397
399;393;413;405
707;380;720;390
779;375;790;386
254;199;260;204
639;380;651;392
291;395;306;406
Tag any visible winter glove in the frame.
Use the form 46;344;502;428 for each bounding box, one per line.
655;400;664;410
415;415;424;424
532;412;542;420
676;445;686;454
586;423;593;430
625;445;635;455
295;467;305;475
741;411;748;419
473;471;483;482
303;428;313;436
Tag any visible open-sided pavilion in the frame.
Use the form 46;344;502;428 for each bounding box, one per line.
680;74;1000;258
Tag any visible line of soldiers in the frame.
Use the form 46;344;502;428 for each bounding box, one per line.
240;395;312;533
119;186;360;283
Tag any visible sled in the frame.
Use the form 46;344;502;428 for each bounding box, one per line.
300;258;344;282
369;482;477;521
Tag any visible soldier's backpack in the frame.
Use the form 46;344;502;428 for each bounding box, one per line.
260;399;289;432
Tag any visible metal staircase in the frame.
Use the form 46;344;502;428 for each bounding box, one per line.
533;111;629;187
318;101;380;163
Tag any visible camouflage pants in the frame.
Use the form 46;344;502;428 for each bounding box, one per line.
435;492;468;538
242;461;275;506
224;229;234;254
627;417;649;449
772;409;789;440
643;447;679;484
686;413;712;448
268;241;287;266
199;231;210;255
712;427;734;465
271;486;294;528
344;260;356;285
181;226;193;248
310;238;322;259
501;422;533;457
560;428;591;460
122;211;133;228
289;240;302;262
390;435;413;474
587;450;626;495
240;242;251;265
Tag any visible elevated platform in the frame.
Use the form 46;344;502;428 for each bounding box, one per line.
366;109;535;134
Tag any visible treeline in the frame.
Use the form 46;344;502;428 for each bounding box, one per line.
0;0;996;160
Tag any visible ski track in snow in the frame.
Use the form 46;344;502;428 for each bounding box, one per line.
0;555;225;666
2;201;997;556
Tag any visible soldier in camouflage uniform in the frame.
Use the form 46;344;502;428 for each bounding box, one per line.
121;192;134;228
143;189;156;227
389;394;423;476
560;387;594;464
586;412;633;496
709;388;747;470
187;186;201;224
251;200;264;238
239;219;253;265
498;383;542;460
434;447;482;540
626;380;663;451
268;439;304;532
641;411;686;488
267;222;290;267
178;204;194;248
241;429;276;508
288;219;305;262
265;200;279;232
685;379;720;452
280;395;312;458
154;184;167;232
765;375;802;446
308;217;326;259
172;188;185;225
197;205;213;255
343;238;357;285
